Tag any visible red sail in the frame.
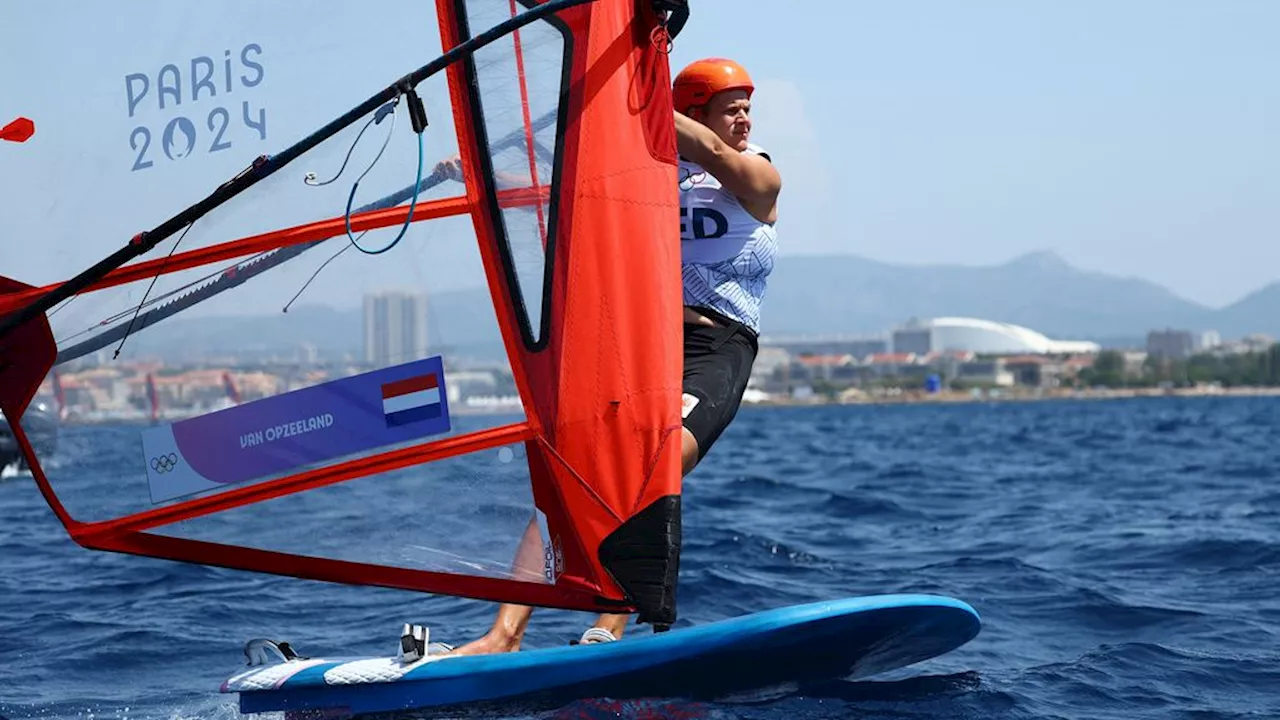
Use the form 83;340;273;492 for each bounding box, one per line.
0;0;684;625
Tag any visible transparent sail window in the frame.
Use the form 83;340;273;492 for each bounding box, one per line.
464;0;569;348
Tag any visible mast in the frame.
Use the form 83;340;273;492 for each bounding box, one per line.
443;0;685;624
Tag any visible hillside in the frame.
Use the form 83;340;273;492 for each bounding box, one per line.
103;251;1274;362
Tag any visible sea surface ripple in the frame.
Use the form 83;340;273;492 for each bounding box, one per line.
2;397;1278;719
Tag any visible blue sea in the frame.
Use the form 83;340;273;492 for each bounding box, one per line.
2;396;1278;719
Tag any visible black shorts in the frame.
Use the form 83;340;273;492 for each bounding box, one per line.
681;308;759;460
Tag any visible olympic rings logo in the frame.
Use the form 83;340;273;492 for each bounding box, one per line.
678;167;705;191
150;453;179;474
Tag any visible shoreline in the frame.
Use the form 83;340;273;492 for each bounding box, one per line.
42;385;1280;426
745;385;1280;408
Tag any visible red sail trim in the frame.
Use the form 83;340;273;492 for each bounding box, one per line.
9;419;78;531
0;186;548;317
7;360;621;612
82;532;621;613
68;421;533;537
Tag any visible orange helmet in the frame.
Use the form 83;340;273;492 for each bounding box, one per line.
672;58;754;115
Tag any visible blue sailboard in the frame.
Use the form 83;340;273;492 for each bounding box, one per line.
221;593;980;718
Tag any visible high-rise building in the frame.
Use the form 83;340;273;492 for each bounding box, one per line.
363;291;429;366
1146;328;1194;360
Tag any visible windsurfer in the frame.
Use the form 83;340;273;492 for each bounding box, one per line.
451;57;781;654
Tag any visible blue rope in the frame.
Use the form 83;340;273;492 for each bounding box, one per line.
344;123;424;255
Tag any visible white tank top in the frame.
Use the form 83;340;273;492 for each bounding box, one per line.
679;143;778;334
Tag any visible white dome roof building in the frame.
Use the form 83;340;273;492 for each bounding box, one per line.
892;317;1099;356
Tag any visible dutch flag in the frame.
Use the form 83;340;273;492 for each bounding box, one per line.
381;373;442;427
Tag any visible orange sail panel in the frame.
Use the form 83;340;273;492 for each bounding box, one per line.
446;0;684;624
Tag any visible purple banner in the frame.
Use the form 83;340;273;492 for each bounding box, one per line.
143;357;451;503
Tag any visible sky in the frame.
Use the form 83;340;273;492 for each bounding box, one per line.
668;0;1280;307
1;0;1277;322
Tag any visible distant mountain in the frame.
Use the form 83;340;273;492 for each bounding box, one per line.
123;304;362;361
114;252;1275;362
762;251;1238;341
119;288;505;364
1215;282;1280;338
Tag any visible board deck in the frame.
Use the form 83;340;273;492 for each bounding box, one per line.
222;594;981;718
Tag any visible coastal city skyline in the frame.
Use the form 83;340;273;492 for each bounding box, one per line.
40;281;1276;426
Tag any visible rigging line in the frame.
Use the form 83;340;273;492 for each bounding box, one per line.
53;256;262;346
52;107;557;366
0;0;599;342
112;222;194;359
345;86;429;256
99;258;257;324
281;242;353;313
56;253;260;365
281;99;401;308
346;130;425;255
288;97;425;306
304;100;398;187
47;294;77;319
508;0;549;248
53;167;442;365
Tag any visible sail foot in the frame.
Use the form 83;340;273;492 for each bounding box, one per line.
598;494;682;628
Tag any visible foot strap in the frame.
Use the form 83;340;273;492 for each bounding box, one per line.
570;627;618;646
243;638;306;666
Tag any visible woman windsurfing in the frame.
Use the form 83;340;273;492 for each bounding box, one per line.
452;56;783;654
